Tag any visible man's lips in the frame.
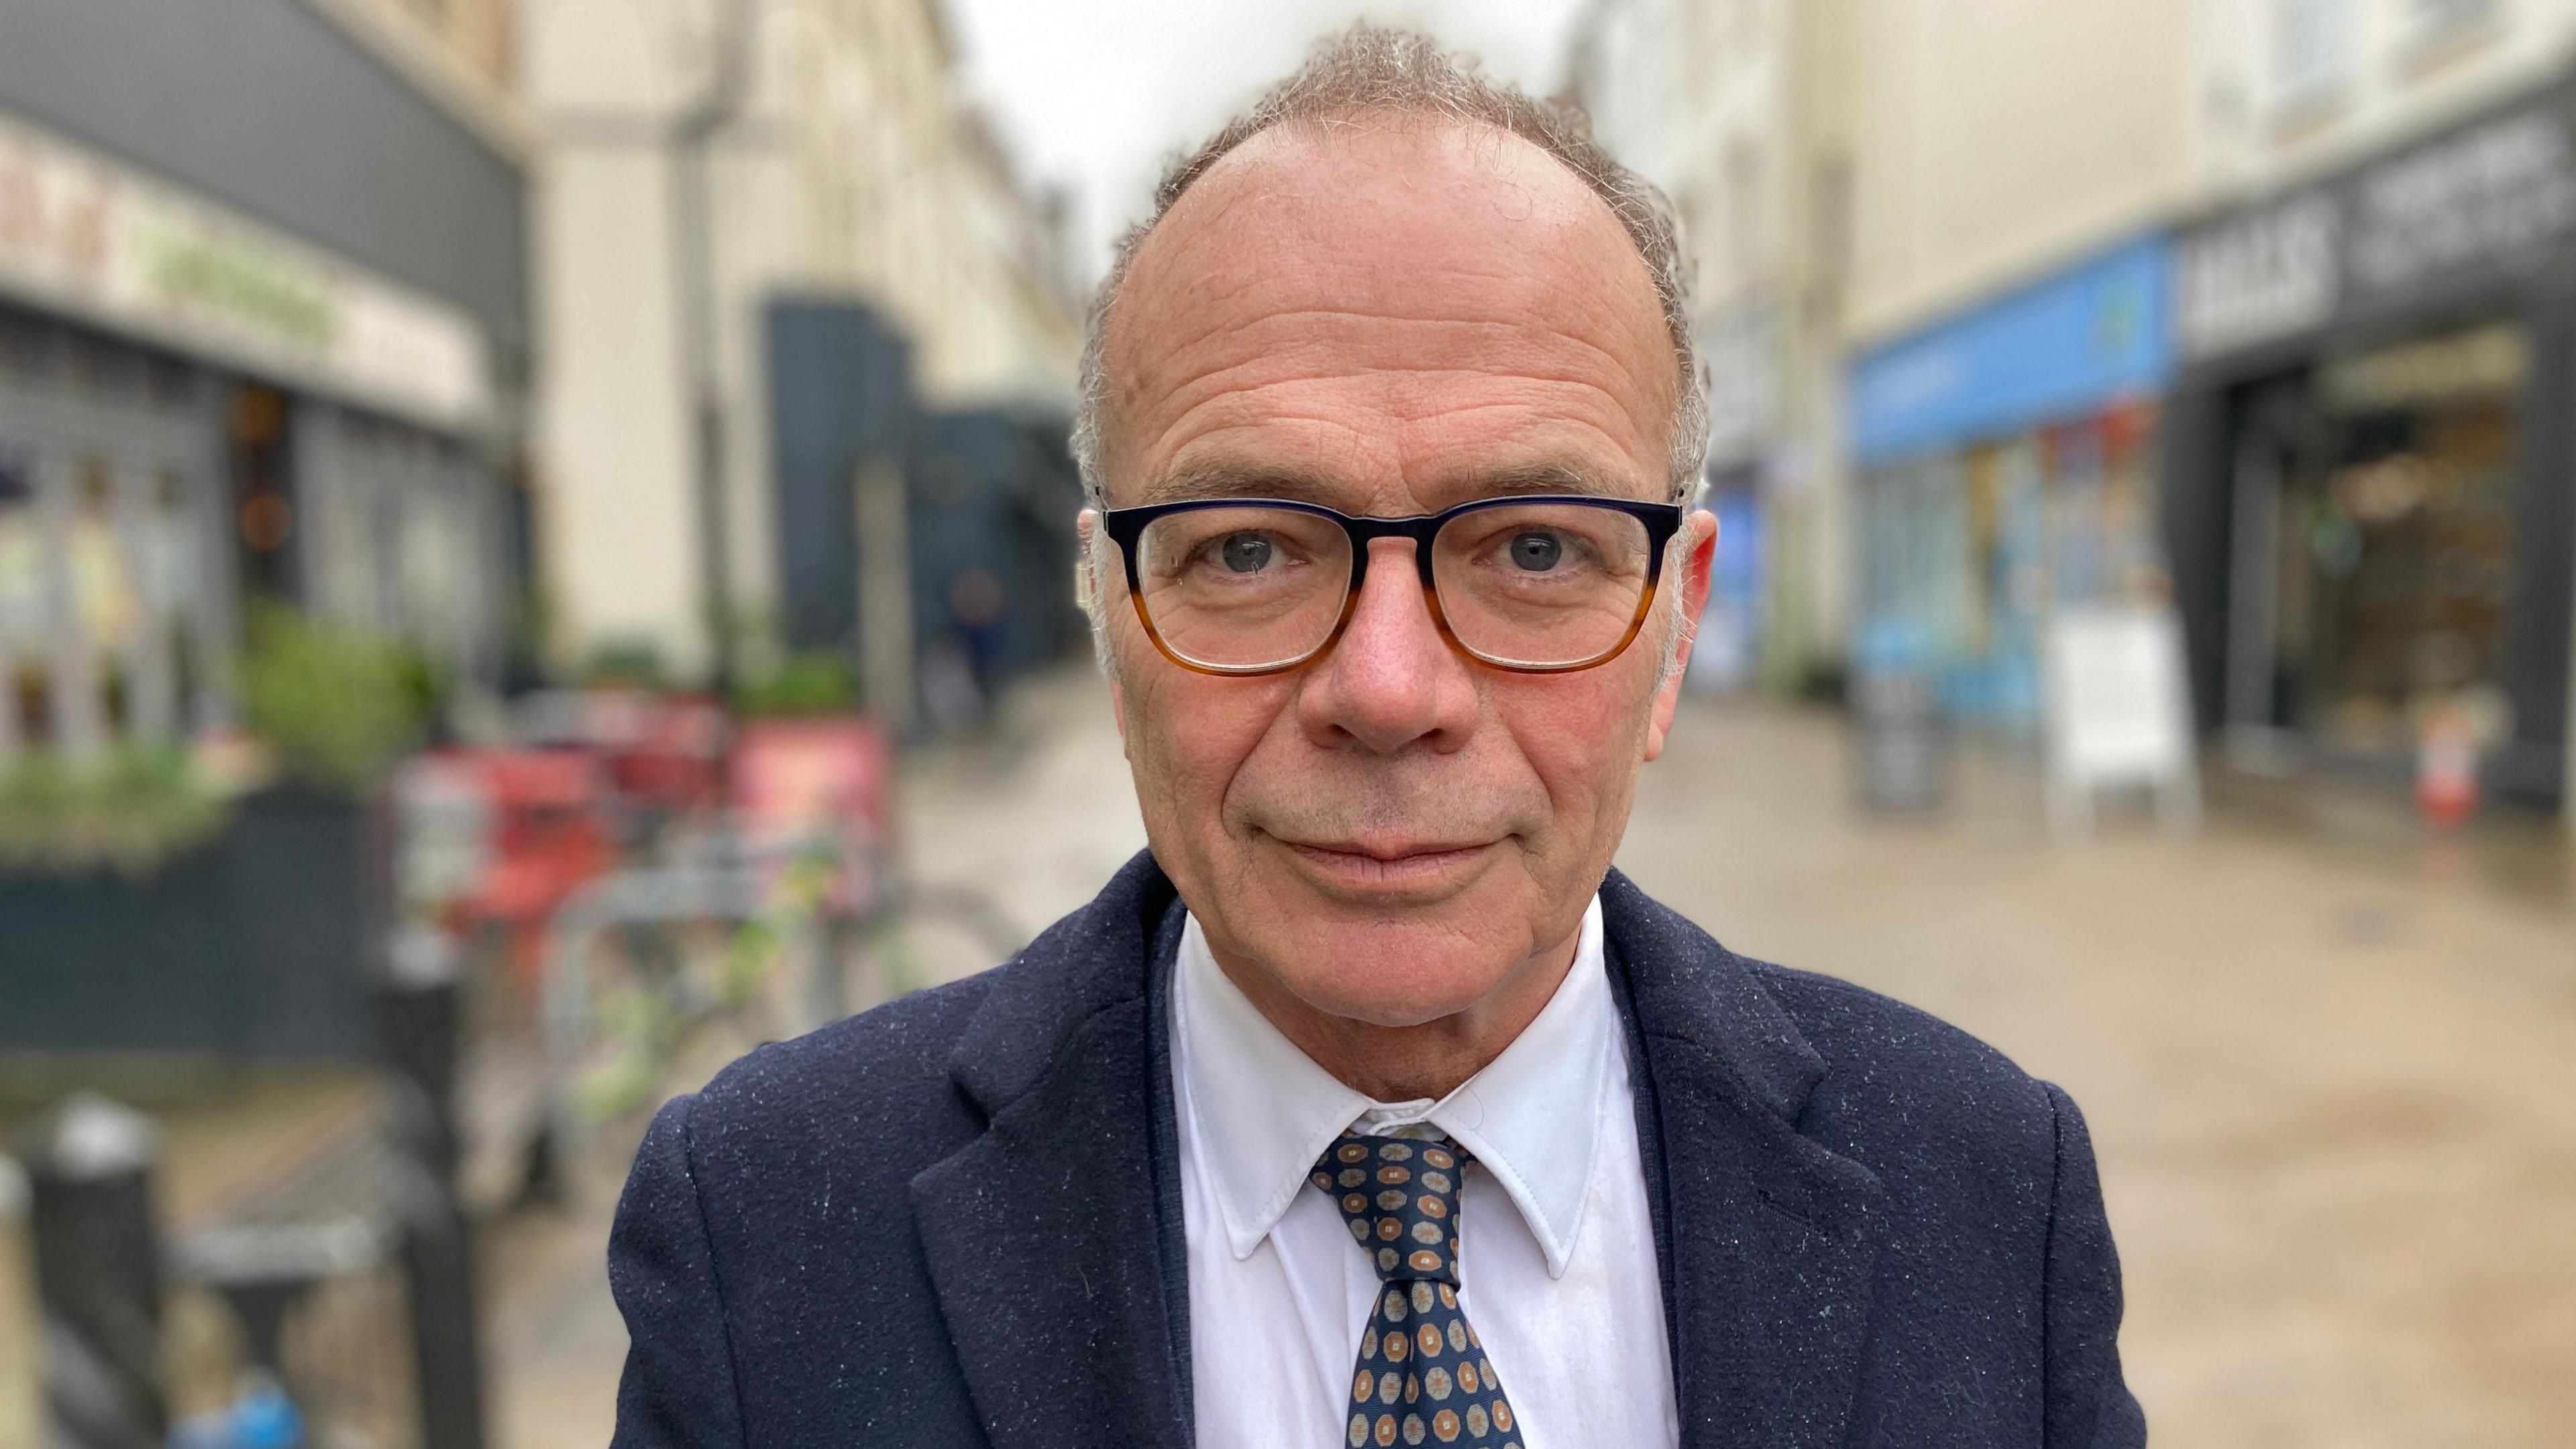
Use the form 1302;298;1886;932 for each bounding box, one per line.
1272;836;1503;888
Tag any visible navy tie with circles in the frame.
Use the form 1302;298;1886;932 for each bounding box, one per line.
1309;1130;1522;1448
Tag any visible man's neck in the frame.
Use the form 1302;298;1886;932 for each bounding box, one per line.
1205;930;1585;1102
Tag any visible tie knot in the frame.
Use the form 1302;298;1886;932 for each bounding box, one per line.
1307;1130;1470;1285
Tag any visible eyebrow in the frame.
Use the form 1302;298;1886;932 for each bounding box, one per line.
1139;466;1346;506
1428;463;1615;501
1131;460;1633;511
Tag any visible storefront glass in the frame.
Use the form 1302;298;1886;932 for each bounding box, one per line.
0;306;224;758
1849;232;2176;740
1858;406;2165;737
2266;323;2523;763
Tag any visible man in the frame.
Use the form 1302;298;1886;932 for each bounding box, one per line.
610;27;2145;1449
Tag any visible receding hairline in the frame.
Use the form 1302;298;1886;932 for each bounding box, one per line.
1071;24;1708;508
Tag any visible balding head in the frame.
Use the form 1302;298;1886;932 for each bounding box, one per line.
1094;113;1680;518
1075;25;1706;504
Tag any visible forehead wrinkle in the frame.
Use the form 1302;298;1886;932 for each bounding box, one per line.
1154;304;1650;384
1146;395;1653;513
1135;256;1613;380
1151;374;1642;458
1149;361;1656;452
1133;318;1665;463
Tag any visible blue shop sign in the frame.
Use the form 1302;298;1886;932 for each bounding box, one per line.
1849;235;2173;468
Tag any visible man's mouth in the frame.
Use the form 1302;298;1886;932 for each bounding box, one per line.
1272;836;1503;892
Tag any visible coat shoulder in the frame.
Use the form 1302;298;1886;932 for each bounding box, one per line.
1749;958;2065;1187
651;851;1179;1210
1601;870;2065;1162
676;968;1001;1187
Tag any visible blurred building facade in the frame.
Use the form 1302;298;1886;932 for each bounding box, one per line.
1564;0;1860;695
1585;0;2576;816
525;0;1083;686
2165;0;2576;813
1839;0;2199;738
0;0;533;761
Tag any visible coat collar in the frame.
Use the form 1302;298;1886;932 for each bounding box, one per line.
911;854;1882;1449
909;851;1193;1449
1599;867;1886;1449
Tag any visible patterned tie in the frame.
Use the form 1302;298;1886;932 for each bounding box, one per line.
1309;1130;1523;1448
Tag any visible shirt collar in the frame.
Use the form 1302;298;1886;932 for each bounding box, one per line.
1171;896;1613;1279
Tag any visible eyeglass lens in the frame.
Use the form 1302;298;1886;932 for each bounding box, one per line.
1130;502;1657;672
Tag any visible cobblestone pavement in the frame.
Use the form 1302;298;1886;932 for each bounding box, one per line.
1619;694;2575;1449
474;664;2576;1446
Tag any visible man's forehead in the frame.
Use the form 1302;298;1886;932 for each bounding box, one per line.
1115;117;1654;347
1097;113;1676;505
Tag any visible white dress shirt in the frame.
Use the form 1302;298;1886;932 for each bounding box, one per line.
1171;897;1679;1449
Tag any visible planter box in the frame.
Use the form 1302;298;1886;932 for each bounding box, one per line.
0;788;389;1059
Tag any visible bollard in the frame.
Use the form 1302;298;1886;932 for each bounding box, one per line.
380;924;465;1187
394;1183;485;1449
379;926;488;1449
18;1094;165;1449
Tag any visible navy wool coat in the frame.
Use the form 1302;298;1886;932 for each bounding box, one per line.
609;852;2147;1447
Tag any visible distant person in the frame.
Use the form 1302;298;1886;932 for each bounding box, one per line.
950;565;1008;705
608;26;2143;1448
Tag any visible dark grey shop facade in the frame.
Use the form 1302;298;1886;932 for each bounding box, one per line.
0;0;531;761
2162;70;2576;814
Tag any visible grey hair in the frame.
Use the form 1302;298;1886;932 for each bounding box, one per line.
1069;23;1709;508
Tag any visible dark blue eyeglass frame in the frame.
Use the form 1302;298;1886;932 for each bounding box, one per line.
1097;493;1687;676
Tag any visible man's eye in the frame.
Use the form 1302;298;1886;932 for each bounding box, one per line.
1218;533;1276;573
1507;531;1564;572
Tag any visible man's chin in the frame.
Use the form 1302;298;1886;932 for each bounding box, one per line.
1273;958;1505;1032
1232;906;1529;1030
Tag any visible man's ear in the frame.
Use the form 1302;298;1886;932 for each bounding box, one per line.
1642;508;1718;763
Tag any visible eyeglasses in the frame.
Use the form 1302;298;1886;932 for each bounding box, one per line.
1098;494;1687;676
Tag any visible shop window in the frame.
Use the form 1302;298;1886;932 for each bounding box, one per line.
2267;323;2524;762
2047;405;2166;612
0;446;40;746
74;455;144;740
230;384;299;602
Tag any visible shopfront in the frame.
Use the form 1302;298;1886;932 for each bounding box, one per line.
2163;72;2576;811
0;48;520;761
1847;235;2175;735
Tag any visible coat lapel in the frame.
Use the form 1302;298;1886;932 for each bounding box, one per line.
1601;869;1884;1449
910;854;1193;1449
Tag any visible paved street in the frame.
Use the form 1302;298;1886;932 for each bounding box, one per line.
1620;689;2575;1449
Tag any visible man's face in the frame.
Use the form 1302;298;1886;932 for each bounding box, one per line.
1093;117;1716;1030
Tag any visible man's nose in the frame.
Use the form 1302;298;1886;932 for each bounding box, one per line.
1297;536;1479;755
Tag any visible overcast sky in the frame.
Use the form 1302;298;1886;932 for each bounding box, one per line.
943;0;1591;280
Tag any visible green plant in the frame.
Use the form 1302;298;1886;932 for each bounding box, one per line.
582;637;669;690
0;749;229;875
238;603;435;794
734;650;861;718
